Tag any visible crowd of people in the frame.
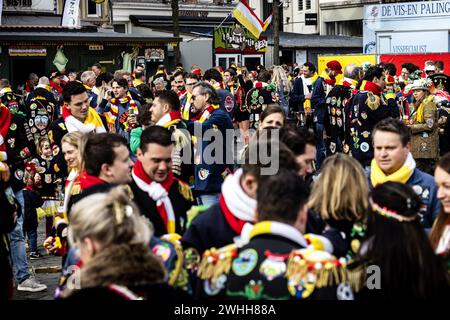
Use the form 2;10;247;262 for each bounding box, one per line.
0;58;450;301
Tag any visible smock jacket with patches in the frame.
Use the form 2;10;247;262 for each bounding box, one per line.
196;221;349;300
408;96;439;159
345;86;398;167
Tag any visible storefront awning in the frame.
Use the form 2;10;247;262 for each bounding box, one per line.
130;14;234;35
0;30;181;46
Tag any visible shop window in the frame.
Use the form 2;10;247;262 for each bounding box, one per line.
298;0;303;11
86;0;102;17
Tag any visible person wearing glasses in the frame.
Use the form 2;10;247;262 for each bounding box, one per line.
180;73;200;120
187;82;234;207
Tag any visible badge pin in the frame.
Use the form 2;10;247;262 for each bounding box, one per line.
232;248;258;277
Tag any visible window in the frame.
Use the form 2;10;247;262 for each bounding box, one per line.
325;20;362;37
298;0;303;11
306;0;311;10
86;0;102;17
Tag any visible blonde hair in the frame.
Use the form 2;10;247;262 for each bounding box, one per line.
68;186;152;248
61;131;83;149
308;154;369;221
271;65;293;92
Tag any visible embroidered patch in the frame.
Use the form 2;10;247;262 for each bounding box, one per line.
204;274;227;296
361;112;368;120
232;248;258;277
184;247;201;270
361;131;370;138
198;168;210;180
412;185;423;195
337;118;343;128
331;107;336;115
336;283;354;300
10;123;17;131
259;256;286;281
258;96;265;104
331;97;337;105
7;138;15;148
45;174;52;184
30;103;37;110
152;244;172;262
225;96;234;113
336;109;342;116
329;142;337;154
29;119;34;127
326;97;331;104
331;117;336;126
360;142;370;153
287;273;316;299
14;169;24;181
426;118;434;128
35;115;49;130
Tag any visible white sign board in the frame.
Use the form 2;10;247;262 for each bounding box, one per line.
62;0;81;29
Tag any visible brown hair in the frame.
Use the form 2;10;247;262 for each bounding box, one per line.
260;104;285;123
430;153;450;249
308;153;369;221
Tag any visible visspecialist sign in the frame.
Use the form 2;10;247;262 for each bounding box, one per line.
214;25;268;54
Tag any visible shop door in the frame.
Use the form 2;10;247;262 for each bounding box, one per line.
215;54;239;70
242;55;263;71
10;57;46;91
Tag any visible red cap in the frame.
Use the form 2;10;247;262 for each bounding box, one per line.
326;60;343;74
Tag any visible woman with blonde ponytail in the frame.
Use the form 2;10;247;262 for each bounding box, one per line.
62;186;190;301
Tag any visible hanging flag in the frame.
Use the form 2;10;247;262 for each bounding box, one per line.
232;0;264;39
263;13;273;31
61;0;81;29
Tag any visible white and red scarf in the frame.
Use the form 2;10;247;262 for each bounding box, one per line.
132;160;176;234
156;111;182;128
105;93;138;126
220;169;256;234
62;104;106;133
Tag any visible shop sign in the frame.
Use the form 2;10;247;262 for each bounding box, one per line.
214;25;268;53
145;48;165;61
3;0;55;12
180;10;208;18
366;0;450;20
9;46;47;56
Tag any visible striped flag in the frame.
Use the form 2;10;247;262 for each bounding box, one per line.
263;13;273;31
232;0;264;39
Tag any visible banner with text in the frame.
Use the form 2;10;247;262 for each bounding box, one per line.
214;25;267;54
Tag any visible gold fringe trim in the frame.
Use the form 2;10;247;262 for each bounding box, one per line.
285;250;349;289
178;182;194;202
197;244;237;281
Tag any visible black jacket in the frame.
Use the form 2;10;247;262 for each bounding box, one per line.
182;202;238;255
5;113;36;192
23;188;43;232
129;178;194;237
